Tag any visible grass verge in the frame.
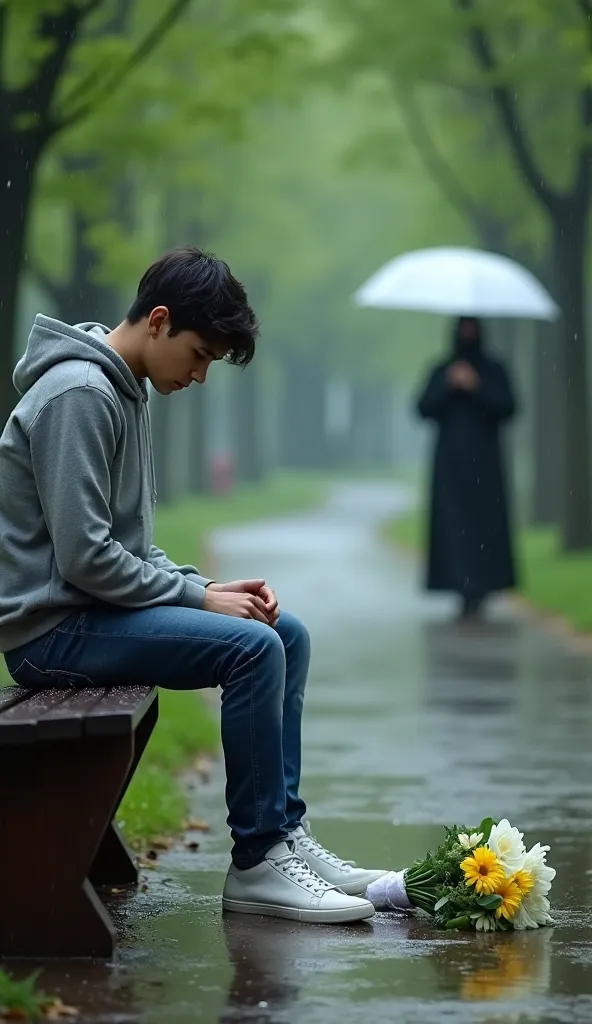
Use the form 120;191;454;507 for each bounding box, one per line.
386;507;592;635
1;470;328;849
0;969;56;1021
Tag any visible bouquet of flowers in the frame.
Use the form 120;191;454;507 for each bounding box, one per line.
366;818;555;932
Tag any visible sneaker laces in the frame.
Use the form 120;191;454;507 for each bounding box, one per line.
274;844;336;896
297;833;357;873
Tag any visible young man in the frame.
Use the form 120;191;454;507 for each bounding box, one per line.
0;247;386;924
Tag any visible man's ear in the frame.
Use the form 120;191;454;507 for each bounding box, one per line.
148;306;170;336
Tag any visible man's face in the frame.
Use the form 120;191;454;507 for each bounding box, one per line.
145;308;227;395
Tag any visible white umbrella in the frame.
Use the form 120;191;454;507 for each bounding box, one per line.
355;246;559;321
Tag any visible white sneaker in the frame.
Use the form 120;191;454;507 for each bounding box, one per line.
289;822;389;896
222;841;375;924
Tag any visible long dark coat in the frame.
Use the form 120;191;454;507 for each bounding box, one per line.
416;353;517;598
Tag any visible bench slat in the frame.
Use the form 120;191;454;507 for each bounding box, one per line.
0;684;156;743
0;686;31;714
84;685;156;736
35;688;108;741
0;689;75;744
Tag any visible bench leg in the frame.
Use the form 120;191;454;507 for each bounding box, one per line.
89;696;159;888
89;821;138;887
0;734;134;959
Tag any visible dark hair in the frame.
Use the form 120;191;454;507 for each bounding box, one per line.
127;246;259;366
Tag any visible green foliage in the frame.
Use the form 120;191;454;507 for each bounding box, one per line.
479;816;495;844
9;0;483;391
317;0;592;269
0;969;47;1022
404;823;508;931
478;893;503;910
201;85;468;383
2;0;308;308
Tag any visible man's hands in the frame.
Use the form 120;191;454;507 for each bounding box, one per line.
447;360;480;391
203;579;280;626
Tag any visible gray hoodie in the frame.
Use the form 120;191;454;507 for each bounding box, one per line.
0;314;212;653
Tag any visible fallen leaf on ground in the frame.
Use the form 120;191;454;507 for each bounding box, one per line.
183;819;211;832
192;757;212;782
151;836;174;851
146;850;159;861
109;888;125;895
184;841;200;852
138;857;157;870
43;998;79;1019
1;1009;28;1020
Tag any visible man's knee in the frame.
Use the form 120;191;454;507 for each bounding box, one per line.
276;611;310;660
244;618;287;667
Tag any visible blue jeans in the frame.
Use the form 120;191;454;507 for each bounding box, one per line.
4;606;310;869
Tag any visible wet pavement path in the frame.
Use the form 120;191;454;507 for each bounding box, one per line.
22;483;592;1022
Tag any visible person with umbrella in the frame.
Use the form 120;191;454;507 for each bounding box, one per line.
415;316;517;619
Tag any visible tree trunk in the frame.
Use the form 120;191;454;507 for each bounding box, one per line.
187;388;209;494
0;141;39;429
57;210;120;327
489;320;522;518
233;365;264;484
553;215;592;550
531;319;562;526
280;352;327;469
349;383;393;467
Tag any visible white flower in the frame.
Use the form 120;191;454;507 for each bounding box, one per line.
487;819;526;874
458;832;483;850
524;843;556;894
474;913;496;932
513;844;556;931
513;894;553;930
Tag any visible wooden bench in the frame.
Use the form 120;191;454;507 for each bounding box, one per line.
0;684;158;959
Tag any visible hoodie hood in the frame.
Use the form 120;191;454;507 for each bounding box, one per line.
13;314;145;401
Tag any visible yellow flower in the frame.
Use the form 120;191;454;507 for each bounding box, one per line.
461;847;505;895
512;869;534;898
494;876;523;921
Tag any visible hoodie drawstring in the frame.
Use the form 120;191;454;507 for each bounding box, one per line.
136;388;157;523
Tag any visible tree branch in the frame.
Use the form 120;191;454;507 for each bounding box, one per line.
58;0;133;124
55;0;193;133
455;0;561;212
12;0;104;139
566;3;592;201
577;0;592;35
398;90;538;269
398;89;486;225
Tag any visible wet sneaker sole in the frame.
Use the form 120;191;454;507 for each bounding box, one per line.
222;898;375;923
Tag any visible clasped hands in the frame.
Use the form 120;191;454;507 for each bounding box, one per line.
447;360;480;391
203;578;279;627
